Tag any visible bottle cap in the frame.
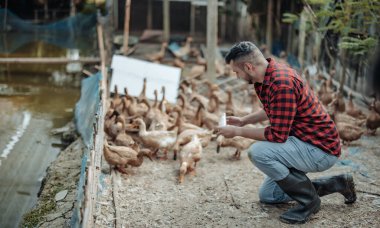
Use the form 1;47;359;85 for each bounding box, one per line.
219;112;226;126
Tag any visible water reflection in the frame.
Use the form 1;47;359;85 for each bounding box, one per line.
0;39;86;227
0;72;81;128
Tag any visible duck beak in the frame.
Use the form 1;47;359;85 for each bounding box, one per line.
110;110;120;118
130;122;139;129
140;149;154;161
179;175;184;184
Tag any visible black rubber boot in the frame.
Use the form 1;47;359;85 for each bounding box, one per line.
312;174;356;204
276;168;321;224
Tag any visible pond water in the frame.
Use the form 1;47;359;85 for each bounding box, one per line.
0;39;94;227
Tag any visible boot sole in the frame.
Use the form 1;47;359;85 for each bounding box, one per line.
279;200;321;224
344;174;357;204
279;207;320;224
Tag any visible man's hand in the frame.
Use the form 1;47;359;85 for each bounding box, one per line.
216;125;240;138
227;116;244;127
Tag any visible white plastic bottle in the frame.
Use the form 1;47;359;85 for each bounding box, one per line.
219;112;226;126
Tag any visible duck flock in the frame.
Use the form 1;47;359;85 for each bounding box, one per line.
103;39;380;184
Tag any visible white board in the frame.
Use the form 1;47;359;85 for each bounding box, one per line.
110;55;181;104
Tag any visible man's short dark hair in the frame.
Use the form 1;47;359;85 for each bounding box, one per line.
225;41;259;64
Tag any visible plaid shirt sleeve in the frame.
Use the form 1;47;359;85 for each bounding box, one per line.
264;85;297;142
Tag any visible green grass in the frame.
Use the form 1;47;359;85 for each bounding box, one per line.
21;183;65;227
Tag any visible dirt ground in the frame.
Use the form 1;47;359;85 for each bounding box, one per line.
23;42;380;227
90;132;379;227
25;132;380;227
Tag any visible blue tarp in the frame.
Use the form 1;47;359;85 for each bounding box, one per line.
74;72;101;147
72;72;102;227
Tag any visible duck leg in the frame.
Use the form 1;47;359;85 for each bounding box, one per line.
189;167;196;176
187;166;195;175
153;148;160;159
116;165;129;174
234;149;241;160
158;149;168;160
162;149;169;160
233;149;239;159
230;149;240;160
369;129;377;135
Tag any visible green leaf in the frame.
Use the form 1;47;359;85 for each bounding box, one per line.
282;13;299;24
339;36;378;56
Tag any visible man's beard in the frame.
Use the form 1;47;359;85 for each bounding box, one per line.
244;70;254;84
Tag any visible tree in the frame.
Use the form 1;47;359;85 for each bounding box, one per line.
283;0;379;93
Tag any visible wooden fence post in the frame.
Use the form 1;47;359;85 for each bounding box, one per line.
207;0;218;82
190;2;195;37
147;0;153;29
163;0;170;42
298;7;307;71
266;0;273;53
123;0;131;55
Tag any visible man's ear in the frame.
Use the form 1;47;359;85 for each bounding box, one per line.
243;62;254;72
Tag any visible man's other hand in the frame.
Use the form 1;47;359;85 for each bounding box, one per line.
227;116;244;126
216;126;240;138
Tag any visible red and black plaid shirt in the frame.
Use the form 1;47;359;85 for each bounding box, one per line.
254;58;341;156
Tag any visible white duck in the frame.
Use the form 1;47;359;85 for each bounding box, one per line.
133;118;178;160
179;135;202;183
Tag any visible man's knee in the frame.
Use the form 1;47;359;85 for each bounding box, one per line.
247;142;271;165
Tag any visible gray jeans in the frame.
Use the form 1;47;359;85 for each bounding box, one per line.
248;136;338;203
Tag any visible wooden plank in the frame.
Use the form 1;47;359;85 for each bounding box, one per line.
163;0;170;42
147;0;153;29
190;3;195;36
123;0;131;55
82;24;108;228
298;7;307;71
206;0;218;82
0;57;100;64
112;170;122;228
113;0;119;30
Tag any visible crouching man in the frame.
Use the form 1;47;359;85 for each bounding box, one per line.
217;41;356;224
